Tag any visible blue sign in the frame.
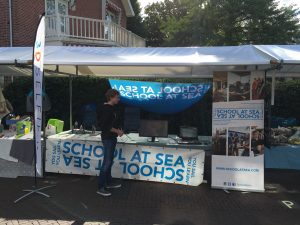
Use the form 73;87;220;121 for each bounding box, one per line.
109;79;211;114
46;138;205;186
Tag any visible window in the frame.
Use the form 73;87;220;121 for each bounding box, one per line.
57;0;68;33
106;10;119;24
46;0;56;15
106;1;121;25
57;1;67;15
46;0;68;15
105;10;120;40
45;0;68;33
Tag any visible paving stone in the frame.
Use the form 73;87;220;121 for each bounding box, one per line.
17;221;31;225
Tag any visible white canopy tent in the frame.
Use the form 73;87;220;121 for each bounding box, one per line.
255;45;300;76
253;45;300;104
0;47;32;64
1;45;300;76
0;45;299;127
0;45;286;78
255;45;300;64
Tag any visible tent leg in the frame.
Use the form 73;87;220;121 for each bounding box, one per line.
271;71;276;106
69;74;73;130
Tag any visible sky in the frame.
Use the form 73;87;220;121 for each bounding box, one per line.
138;0;300;11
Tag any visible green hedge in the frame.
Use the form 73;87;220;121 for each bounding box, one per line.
271;79;300;123
3;76;110;130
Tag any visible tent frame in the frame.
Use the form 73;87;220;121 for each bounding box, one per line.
1;45;300;130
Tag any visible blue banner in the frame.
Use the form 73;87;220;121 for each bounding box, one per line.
109;79;211;114
46;137;205;186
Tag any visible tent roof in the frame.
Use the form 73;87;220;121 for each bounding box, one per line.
255;45;300;64
0;47;32;64
0;45;299;77
121;0;135;17
11;45;274;66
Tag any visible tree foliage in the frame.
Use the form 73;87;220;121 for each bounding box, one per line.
143;0;300;46
126;0;146;37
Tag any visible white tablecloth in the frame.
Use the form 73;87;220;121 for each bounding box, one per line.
0;132;33;162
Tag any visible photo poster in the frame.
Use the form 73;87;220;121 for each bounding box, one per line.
211;71;265;192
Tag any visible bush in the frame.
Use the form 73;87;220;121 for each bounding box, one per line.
272;79;300;124
3;76;110;129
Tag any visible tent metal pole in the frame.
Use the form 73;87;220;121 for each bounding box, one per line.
69;74;73;130
271;71;276;106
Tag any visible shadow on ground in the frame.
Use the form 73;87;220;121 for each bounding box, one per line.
0;169;300;225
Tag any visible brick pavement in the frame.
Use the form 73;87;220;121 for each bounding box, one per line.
0;170;300;225
0;219;74;225
0;220;114;225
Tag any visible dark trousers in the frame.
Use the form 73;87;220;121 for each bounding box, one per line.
98;137;117;189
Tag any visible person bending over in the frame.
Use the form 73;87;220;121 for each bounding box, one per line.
97;89;124;197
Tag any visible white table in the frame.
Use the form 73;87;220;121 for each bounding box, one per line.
0;132;36;178
46;131;207;186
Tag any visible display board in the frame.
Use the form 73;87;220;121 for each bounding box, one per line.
46;136;205;186
211;71;265;192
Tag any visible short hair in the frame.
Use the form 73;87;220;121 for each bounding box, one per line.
105;89;120;101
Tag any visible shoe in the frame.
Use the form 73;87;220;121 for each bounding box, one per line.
96;188;112;197
106;181;122;189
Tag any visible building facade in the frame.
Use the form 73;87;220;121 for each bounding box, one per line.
0;0;145;48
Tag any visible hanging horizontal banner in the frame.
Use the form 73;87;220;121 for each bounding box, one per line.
45;138;205;186
109;79;211;114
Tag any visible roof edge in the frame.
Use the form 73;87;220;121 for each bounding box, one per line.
121;0;135;17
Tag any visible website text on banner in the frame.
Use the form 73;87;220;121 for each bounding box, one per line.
109;79;211;114
212;71;265;192
46;138;205;186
